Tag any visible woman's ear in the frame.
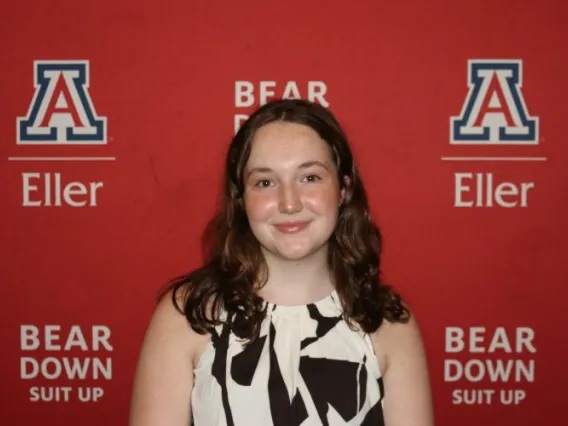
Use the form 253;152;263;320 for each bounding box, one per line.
340;175;351;205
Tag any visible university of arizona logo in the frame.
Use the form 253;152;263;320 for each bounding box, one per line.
17;60;107;145
450;60;538;145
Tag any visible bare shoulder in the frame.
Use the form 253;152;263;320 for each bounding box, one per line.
370;309;435;426
371;311;426;372
129;288;211;426
144;287;210;356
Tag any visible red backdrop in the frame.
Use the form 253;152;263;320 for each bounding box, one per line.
1;0;567;425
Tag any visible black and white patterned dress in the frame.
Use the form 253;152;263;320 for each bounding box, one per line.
191;290;385;425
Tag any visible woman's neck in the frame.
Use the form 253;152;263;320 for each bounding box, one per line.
258;246;335;305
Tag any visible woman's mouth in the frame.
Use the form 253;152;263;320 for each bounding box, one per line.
274;221;311;234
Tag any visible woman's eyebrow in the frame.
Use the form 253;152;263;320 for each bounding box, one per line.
246;161;329;179
298;161;329;170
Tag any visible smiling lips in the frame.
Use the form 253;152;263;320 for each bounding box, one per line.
274;221;311;233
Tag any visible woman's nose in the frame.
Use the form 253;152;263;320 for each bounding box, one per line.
278;183;302;214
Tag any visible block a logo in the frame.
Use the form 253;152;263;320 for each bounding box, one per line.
450;60;538;145
17;60;107;145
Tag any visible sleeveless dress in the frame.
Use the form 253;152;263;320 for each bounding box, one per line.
191;290;386;426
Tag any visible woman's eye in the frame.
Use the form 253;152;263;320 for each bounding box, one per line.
303;174;321;183
255;179;272;188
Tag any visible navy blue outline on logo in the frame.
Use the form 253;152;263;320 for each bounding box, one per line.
17;60;107;145
450;60;538;145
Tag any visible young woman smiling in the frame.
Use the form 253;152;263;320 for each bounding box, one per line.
129;99;434;426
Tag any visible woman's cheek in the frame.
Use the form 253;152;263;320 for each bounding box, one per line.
303;184;340;213
244;190;278;221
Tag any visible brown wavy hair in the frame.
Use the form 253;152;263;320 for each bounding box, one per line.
169;99;409;342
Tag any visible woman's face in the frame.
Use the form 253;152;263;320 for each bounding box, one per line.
243;121;344;261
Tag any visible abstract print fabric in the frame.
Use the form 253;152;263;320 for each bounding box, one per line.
191;291;385;426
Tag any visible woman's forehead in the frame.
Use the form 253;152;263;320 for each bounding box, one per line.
247;122;332;166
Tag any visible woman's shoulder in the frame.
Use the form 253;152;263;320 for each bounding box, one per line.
369;307;427;374
129;288;212;425
144;288;212;366
368;306;434;424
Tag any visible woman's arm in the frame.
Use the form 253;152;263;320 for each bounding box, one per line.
129;291;207;426
372;313;435;426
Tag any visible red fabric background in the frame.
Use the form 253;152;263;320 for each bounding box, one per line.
1;0;566;425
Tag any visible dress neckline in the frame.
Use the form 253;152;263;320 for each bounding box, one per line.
262;289;340;314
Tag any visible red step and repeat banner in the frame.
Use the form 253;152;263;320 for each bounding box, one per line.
1;1;566;425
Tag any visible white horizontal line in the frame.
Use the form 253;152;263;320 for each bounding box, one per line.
441;157;547;162
8;157;116;161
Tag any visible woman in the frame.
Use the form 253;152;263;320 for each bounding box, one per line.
129;99;434;426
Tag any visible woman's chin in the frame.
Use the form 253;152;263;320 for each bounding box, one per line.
270;243;323;261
